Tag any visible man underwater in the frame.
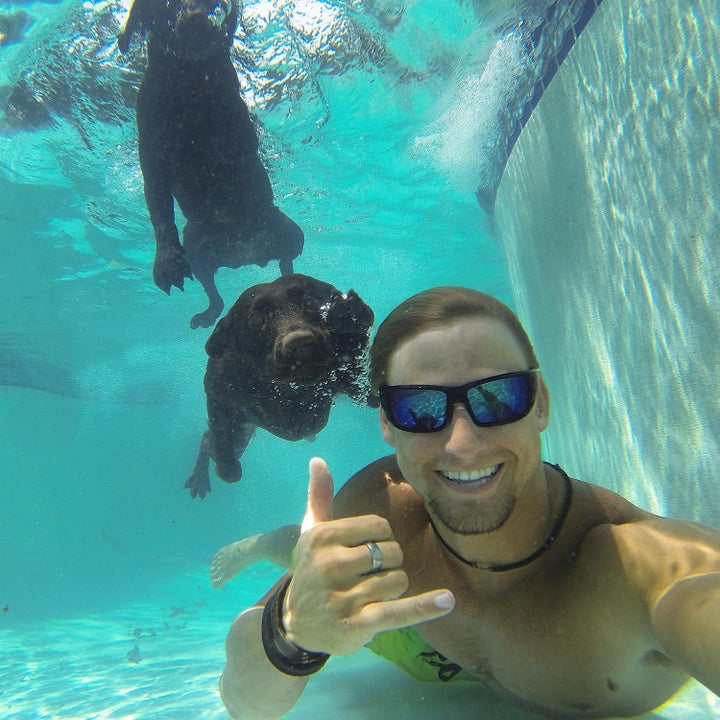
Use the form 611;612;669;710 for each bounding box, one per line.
218;286;720;719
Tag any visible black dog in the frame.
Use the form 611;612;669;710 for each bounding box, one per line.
185;274;374;499
118;0;304;329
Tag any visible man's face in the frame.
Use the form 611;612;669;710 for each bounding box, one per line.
380;316;549;535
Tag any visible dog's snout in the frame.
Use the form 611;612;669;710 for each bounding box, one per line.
281;330;318;361
272;328;333;382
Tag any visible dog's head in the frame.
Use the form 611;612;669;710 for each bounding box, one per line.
206;274;374;386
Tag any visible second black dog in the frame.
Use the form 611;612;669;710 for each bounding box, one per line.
185;274;375;499
118;0;304;329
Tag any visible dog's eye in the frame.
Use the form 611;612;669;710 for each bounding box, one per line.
248;312;265;328
302;296;319;312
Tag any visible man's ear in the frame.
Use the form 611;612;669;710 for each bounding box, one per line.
535;373;550;432
379;406;397;448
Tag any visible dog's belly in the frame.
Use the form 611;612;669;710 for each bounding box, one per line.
172;153;274;226
139;61;275;225
241;388;333;441
170;115;273;225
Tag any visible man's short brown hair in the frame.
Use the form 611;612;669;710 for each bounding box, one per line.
369;287;539;394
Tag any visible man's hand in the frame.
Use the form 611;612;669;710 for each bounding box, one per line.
282;458;455;657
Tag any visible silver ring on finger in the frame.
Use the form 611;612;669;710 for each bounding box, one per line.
364;541;384;575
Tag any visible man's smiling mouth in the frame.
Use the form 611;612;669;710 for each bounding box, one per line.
438;464;501;484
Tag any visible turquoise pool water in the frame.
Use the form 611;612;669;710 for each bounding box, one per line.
1;0;718;718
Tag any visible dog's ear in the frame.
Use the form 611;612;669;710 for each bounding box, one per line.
205;317;231;359
339;289;375;330
325;289;374;333
326;290;375;403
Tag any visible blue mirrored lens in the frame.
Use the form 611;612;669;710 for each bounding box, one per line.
381;371;536;432
388;388;447;431
466;374;532;424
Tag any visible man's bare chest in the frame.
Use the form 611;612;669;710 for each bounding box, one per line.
408;560;686;717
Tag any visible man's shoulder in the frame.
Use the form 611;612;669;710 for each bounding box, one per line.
570;475;720;542
348;454;404;485
334;455;422;520
571;480;720;600
570;476;651;524
556;473;653;571
604;512;720;570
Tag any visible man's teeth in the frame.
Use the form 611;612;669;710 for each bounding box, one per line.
440;465;499;482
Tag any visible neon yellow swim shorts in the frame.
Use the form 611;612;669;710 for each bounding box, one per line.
365;627;479;683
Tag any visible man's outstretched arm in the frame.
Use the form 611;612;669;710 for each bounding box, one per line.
652;570;720;696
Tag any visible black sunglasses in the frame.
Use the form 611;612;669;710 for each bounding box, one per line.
379;370;539;433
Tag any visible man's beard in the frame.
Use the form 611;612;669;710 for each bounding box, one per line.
426;490;516;535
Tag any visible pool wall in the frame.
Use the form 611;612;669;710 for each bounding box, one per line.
495;0;720;524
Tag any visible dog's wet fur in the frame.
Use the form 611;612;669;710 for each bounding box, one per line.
118;0;304;329
185;274;375;499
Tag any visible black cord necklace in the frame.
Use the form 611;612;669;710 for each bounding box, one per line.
428;463;573;573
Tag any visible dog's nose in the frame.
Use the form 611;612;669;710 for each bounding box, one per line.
283;331;317;362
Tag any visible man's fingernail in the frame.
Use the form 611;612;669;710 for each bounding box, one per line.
434;592;454;611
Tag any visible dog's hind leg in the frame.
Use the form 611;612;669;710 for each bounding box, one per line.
183;222;225;329
269;208;304;276
184;431;213;499
279;257;294;276
189;267;224;329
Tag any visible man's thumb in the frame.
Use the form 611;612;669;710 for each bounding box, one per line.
301;457;334;534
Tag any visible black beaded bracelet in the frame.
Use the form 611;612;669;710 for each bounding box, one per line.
261;575;330;677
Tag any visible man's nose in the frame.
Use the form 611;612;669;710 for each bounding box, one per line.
443;404;483;454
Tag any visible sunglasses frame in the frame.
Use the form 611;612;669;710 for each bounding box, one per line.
379;369;540;433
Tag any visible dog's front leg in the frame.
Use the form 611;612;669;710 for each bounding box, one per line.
184;431;213;499
143;177;193;294
207;397;252;484
137;90;193;294
151;221;193;294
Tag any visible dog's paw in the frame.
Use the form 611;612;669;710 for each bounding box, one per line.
190;303;224;330
184;471;212;500
153;245;193;294
215;459;242;484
